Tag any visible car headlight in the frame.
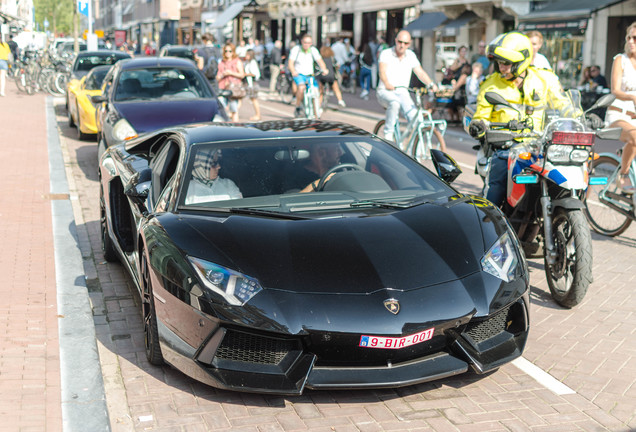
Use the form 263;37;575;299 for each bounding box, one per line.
481;231;519;282
112;118;138;141
188;256;263;306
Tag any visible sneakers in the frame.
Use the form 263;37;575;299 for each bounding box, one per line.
294;106;304;118
384;132;395;143
337;99;346;108
616;172;636;194
360;90;369;99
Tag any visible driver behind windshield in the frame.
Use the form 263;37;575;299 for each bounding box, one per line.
285;142;345;192
185;149;242;204
467;31;598;207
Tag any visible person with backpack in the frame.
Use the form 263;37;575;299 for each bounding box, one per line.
288;34;328;118
198;34;220;89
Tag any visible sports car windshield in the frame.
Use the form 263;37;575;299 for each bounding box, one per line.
114;67;212;102
179;137;454;213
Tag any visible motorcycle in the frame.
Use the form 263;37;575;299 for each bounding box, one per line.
464;89;620;308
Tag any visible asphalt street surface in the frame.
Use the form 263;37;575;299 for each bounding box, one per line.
1;80;634;431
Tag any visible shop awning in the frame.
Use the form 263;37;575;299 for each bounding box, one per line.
519;0;625;21
438;10;479;30
209;0;250;29
404;12;447;38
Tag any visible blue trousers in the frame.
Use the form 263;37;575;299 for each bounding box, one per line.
485;150;509;207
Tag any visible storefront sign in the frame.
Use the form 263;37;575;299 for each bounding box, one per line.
519;19;588;35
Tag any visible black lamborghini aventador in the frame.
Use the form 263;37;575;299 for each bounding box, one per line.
99;119;530;395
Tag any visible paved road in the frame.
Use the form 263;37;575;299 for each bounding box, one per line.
1;81;635;431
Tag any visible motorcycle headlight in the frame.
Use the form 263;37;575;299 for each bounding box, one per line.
188;256;263;306
481;231;520;282
113;118;138;141
570;149;590;163
546;145;572;163
547;145;590;164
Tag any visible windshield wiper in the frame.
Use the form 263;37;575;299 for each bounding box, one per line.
227;207;307;220
350;197;432;209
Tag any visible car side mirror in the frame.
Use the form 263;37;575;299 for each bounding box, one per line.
90;94;107;104
124;170;151;201
430;149;462;184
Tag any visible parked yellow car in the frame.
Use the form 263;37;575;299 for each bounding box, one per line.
67;65;111;140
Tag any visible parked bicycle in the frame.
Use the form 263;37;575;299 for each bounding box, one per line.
584;149;636;236
373;87;447;162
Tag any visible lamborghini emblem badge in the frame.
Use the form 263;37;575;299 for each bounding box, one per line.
383;298;400;315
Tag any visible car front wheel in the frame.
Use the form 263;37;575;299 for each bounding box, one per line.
141;249;164;365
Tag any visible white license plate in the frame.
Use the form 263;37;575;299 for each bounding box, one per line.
359;327;435;349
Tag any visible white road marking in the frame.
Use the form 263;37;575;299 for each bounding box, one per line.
512;357;576;395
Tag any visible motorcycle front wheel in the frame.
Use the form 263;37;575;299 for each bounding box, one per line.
583;155;632;236
545;209;592;308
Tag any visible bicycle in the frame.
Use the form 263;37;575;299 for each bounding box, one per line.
583;149;636;236
373;87;447;162
301;75;321;119
276;64;294;104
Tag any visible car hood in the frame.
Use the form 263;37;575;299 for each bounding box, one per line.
114;99;220;133
168;198;493;294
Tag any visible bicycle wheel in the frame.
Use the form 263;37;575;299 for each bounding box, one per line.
583;155;632;236
278;76;293;104
53;73;69;95
15;69;27;93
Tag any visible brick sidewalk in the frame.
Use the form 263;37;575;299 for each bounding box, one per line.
0;84;62;430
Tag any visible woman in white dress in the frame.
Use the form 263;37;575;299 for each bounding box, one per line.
606;21;636;192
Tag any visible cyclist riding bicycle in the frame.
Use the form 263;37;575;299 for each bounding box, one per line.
376;30;442;147
468;31;600;206
288;34;328;118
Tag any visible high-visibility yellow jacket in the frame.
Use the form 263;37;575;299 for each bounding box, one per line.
473;66;574;132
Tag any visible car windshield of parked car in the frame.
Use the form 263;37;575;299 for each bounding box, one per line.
114;67;212;101
162;48;196;61
74;54;127;72
178;137;454;213
85;68;109;90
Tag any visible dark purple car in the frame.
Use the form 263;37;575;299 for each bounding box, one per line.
93;56;227;158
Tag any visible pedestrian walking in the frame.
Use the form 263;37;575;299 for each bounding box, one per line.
268;40;283;93
244;49;262;120
0;36;11;97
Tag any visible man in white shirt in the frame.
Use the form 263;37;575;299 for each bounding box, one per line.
377;30;438;142
288;34;328;117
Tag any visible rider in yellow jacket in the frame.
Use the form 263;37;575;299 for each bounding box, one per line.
468;31;593;206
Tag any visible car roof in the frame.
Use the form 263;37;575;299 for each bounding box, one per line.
127;120;372;153
75;50;131;59
117;56;200;70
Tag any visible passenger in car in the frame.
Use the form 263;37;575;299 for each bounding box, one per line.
185;150;243;204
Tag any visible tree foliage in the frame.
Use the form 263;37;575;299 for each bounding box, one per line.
34;0;74;36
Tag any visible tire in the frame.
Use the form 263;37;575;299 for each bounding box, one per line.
68;102;75;127
54;73;69;95
373;119;386;137
76;103;90;140
545;209;592;308
99;185;118;263
583;155;632;236
278;75;293;104
141;250;164;365
15;70;27;93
